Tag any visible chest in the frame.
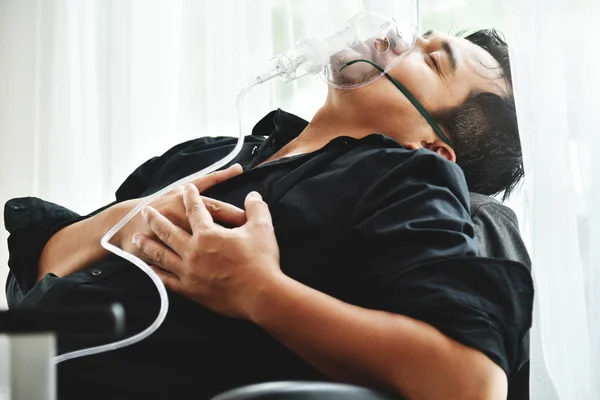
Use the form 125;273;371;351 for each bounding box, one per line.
202;162;369;295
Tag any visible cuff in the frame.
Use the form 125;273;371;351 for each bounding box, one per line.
378;256;533;378
4;197;85;294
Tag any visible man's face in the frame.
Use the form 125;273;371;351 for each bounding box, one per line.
386;31;508;112
334;31;508;151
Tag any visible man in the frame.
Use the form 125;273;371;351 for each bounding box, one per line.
4;29;532;399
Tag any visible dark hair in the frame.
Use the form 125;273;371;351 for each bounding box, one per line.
436;29;523;200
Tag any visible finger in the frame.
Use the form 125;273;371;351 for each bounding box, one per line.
244;192;273;227
132;232;184;275
191;164;243;192
142;206;189;255
184;184;214;232
201;196;246;227
149;265;183;293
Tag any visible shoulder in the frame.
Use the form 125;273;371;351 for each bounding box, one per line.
351;135;467;183
346;135;470;209
345;137;473;231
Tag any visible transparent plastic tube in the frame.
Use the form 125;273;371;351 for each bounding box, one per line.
53;78;267;364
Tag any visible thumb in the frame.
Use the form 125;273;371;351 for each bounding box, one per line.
244;192;272;226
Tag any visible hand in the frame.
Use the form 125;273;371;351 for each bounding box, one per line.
113;164;246;261
131;184;282;320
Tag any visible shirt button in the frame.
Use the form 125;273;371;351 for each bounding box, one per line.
91;269;102;276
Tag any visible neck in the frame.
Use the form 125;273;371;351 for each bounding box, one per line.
271;93;375;160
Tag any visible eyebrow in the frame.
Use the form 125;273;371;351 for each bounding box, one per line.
422;30;457;73
442;41;458;72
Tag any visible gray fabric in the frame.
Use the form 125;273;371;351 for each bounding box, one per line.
469;192;559;400
470;192;531;399
469;192;531;270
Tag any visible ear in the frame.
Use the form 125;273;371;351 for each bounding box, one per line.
423;139;456;163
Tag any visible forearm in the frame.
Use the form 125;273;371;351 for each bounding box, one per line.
250;274;507;400
37;199;138;281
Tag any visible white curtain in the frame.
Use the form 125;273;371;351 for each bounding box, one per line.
502;1;600;399
0;0;361;307
1;1;599;399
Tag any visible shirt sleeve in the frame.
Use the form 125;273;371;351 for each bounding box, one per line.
4;197;83;307
350;149;534;378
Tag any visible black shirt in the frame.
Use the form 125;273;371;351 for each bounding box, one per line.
4;109;533;400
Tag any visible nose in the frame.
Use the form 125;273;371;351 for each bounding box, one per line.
415;35;428;49
414;35;437;56
386;29;414;56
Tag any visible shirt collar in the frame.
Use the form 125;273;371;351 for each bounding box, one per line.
250;109;309;163
248;108;405;168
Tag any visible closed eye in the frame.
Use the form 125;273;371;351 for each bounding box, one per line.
427;53;440;73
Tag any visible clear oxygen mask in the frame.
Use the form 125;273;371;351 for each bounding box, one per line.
263;12;417;89
322;12;417;89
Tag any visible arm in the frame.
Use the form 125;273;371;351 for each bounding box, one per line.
36;199;136;281
37;164;244;281
35;138;208;281
5;136;254;309
4;138;198;293
249;271;508;400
